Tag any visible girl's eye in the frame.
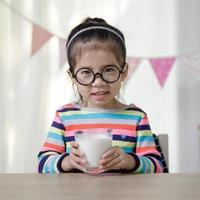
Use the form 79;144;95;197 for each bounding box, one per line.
104;66;116;73
77;69;93;78
80;70;92;75
105;68;113;72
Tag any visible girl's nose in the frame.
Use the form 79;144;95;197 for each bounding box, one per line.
91;74;106;86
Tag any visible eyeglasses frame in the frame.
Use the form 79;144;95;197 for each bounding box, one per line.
71;64;126;86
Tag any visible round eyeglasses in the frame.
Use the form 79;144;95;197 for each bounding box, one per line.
72;65;125;86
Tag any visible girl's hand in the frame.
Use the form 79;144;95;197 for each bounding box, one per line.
99;146;136;172
61;141;87;172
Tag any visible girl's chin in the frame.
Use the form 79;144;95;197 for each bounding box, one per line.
87;99;115;109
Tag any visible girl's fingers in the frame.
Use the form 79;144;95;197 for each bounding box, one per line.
70;141;84;157
104;159;126;172
69;141;88;172
100;157;126;172
101;147;118;159
99;147;127;171
100;154;123;169
70;152;86;165
100;147;121;165
70;141;79;148
71;147;83;157
69;151;87;172
69;158;87;172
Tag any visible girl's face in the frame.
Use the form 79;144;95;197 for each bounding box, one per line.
73;44;128;109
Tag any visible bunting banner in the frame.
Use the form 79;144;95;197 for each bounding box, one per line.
31;24;53;56
59;38;67;67
125;57;141;84
149;58;175;87
1;0;200;89
182;53;200;72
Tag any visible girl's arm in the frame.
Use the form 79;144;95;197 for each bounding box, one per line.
130;114;164;173
38;111;68;173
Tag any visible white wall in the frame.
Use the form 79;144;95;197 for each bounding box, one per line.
123;0;200;172
175;0;200;172
0;0;200;172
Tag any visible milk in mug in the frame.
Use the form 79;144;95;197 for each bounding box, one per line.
75;131;112;171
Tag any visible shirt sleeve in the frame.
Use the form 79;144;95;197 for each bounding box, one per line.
38;111;68;173
130;113;164;173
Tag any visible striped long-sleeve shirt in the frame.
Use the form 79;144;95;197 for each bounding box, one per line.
38;102;163;173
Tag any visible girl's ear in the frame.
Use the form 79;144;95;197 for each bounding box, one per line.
121;63;129;81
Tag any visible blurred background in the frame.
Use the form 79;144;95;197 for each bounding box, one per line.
0;0;200;173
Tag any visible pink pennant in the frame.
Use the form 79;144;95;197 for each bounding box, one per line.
59;38;67;68
183;53;200;73
150;58;175;87
31;24;53;55
125;57;141;84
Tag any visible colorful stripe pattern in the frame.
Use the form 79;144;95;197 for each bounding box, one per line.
38;103;163;173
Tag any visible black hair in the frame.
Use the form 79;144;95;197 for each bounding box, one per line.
66;17;126;75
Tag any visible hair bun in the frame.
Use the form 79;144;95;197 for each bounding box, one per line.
83;17;107;24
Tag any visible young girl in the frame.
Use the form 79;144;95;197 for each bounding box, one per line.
38;17;163;173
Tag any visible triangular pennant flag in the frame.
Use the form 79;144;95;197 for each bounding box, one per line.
59;38;67;68
125;57;141;84
182;53;200;73
31;24;53;56
150;57;175;87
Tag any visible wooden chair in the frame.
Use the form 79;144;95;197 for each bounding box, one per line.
152;134;169;173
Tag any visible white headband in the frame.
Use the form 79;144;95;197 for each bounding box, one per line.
66;26;125;54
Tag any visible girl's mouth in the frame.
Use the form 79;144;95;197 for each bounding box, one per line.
91;91;109;100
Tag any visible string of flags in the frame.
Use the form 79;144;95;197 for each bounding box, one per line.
126;53;200;87
126;57;176;87
23;20;200;88
2;0;200;88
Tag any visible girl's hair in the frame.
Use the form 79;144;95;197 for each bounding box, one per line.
66;17;127;75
